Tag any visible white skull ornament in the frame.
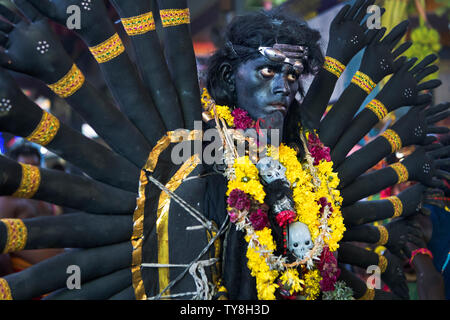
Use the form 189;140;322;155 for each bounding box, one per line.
287;222;313;260
256;157;288;185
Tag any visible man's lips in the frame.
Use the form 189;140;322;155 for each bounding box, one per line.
267;103;288;116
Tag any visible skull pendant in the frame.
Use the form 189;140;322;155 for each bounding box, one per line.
287;221;313;260
256;157;288;185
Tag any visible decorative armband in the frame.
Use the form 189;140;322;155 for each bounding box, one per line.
378;253;388;273
0;278;12;300
376;225;389;246
366;99;388;121
387;196;403;218
1;219;27;254
47;64;85;98
358;287;375;300
160;8;190;28
26;111;60;147
122;12;156;36
89;33;125;64
390;162;409;184
12;163;41;199
351;71;376;95
409;248;433;265
323;56;345;78
381;129;402;153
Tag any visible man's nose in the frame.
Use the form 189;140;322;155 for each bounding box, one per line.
272;74;291;96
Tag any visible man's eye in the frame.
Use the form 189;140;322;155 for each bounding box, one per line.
287;73;298;82
260;67;275;77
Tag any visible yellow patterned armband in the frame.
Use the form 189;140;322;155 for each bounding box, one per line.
390;162;409;184
366;99;388;121
351;71;376;95
387;196;403;218
12;163;41;199
381;129;402;153
0;278;12;300
358;287;375;300
26;111;60;147
47;64;85;98
323;56;345;78
378;253;388;273
89;33;125;64
160;8;190;28
1;219;27;254
376;225;389;246
122;12;155;36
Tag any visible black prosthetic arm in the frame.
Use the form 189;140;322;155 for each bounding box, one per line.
297;0;378;128
337;243;409;299
0;3;152;167
341;145;450;205
3;242;132;300
0;156;136;214
331;55;442;166
337;104;449;188
338;265;400;300
0;213;132;253
23;0;167;145
0;68;140;192
320;20;410;148
342;218;423;259
45;268;132;300
156;0;202;128
108;286;136;300
342;183;425;227
109;0;184;131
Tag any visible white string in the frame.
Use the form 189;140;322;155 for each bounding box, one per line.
141;263;189;268
148;217;230;300
145;171;218;233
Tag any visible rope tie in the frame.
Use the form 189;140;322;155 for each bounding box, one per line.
189;258;220;300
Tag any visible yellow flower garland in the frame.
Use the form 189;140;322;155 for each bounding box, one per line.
206;88;345;300
201;88;234;127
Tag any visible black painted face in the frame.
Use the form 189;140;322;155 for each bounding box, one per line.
234;55;300;135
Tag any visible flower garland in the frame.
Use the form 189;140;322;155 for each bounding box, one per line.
201;88;348;300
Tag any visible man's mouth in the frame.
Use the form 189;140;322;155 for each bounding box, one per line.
268;103;288;116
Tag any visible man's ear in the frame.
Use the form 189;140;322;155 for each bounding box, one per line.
217;62;236;104
219;62;235;91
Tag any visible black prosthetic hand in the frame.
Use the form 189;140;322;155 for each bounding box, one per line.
320;20;411;148
0;3;152;167
299;0;378;128
331;56;442;167
23;0;167;144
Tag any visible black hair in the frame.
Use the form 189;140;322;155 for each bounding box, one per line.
7;142;42;162
206;8;324;107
